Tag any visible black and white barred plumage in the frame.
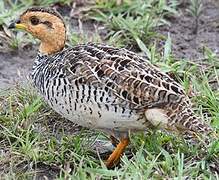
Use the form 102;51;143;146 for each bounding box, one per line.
31;43;212;137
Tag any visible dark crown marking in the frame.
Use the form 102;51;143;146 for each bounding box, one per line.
22;7;64;23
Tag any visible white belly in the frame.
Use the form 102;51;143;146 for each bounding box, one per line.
44;83;147;131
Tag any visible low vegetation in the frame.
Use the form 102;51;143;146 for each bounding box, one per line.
0;0;218;179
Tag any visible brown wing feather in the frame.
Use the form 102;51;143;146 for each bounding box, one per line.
63;43;187;110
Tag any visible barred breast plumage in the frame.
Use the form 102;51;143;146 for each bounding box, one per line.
31;43;211;134
10;7;214;168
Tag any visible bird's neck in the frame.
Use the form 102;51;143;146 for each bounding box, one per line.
39;38;65;55
38;25;66;55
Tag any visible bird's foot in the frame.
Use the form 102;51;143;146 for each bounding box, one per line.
105;138;129;168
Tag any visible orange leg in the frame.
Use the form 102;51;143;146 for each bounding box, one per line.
105;138;129;168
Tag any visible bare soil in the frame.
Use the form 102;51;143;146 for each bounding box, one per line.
0;1;219;178
158;0;219;60
0;1;218;89
0;47;36;89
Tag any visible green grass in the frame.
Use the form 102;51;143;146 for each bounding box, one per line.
0;83;218;179
0;0;219;179
187;0;203;34
83;0;178;51
0;0;70;49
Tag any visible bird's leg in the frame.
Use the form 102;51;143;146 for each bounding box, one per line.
105;137;129;168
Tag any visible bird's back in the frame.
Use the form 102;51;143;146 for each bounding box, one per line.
32;43;212;134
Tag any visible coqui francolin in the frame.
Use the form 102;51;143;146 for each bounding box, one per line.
9;7;216;168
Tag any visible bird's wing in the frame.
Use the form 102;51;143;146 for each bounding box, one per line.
62;43;186;110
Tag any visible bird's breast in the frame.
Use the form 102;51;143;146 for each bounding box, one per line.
41;79;147;131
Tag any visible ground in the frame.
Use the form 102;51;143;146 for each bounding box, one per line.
0;0;219;179
1;1;219;89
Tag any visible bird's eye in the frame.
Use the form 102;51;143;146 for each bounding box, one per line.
30;16;39;25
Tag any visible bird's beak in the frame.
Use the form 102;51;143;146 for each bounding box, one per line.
8;20;26;30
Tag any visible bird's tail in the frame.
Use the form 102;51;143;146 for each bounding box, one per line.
177;109;219;172
175;107;218;146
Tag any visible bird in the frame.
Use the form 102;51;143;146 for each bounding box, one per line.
8;7;215;168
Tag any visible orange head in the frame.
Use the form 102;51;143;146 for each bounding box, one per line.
9;7;66;55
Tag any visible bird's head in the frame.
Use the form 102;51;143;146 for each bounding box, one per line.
8;7;66;55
